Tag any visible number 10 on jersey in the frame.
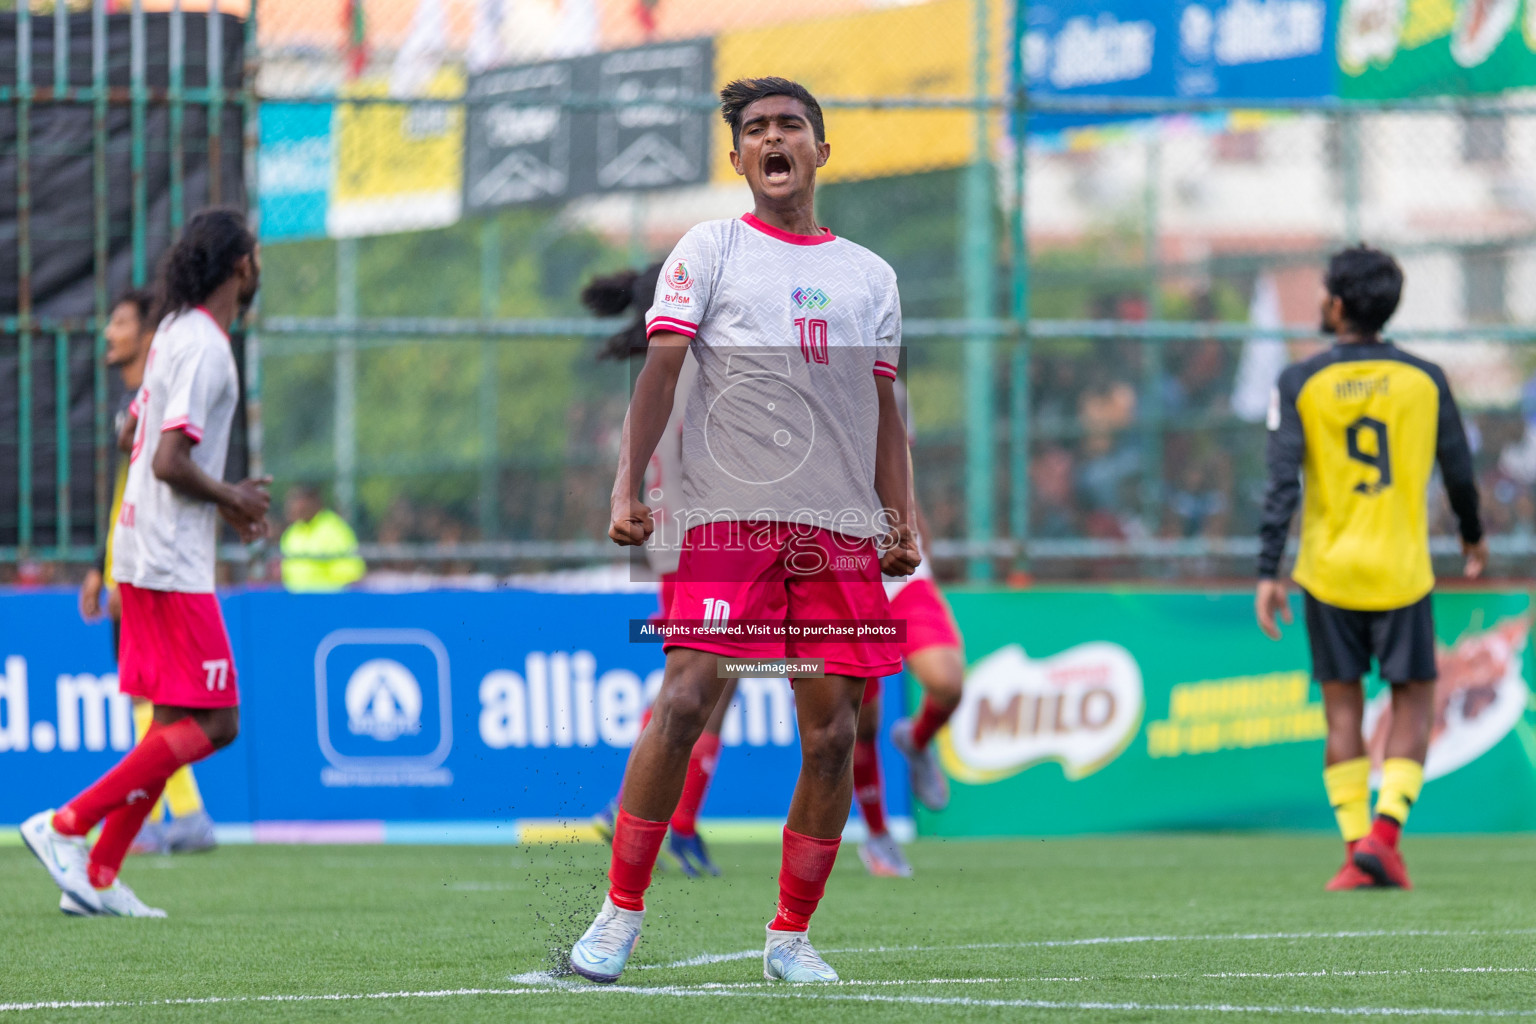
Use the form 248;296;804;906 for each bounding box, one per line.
795;318;828;365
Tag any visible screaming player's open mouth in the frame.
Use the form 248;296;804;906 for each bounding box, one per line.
763;151;792;185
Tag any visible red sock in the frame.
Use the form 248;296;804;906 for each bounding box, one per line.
87;781;167;889
53;718;215;837
1370;814;1402;848
909;696;956;750
608;808;669;911
852;738;886;837
669;732;721;838
770;828;841;933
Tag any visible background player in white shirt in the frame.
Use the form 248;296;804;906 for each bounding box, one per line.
21;209;269;918
569;77;919;986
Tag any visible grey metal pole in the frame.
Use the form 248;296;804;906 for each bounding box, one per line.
335;237;359;520
961;0;996;581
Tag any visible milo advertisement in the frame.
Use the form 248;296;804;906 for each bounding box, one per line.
924;589;1536;836
1337;0;1536;96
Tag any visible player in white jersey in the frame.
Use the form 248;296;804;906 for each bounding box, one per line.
584;265;732;877
21;209;269;918
569;77;919;986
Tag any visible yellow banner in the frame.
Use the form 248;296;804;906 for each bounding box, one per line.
712;0;1004;185
331;69;466;238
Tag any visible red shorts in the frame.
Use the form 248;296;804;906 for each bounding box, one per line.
889;578;964;660
665;521;901;679
117;583;240;709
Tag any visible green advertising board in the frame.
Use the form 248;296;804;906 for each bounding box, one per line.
922;588;1536;836
1337;0;1536;97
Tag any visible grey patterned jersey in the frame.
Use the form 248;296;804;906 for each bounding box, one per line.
644;214;902;541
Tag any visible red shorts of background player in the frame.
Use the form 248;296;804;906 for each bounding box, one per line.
117;582;240;708
889;578;964;660
665;521;901;679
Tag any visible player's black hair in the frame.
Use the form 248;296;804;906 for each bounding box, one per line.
155;207;256;319
1325;245;1403;335
720;77;825;150
584;263;664;361
112;287;154;326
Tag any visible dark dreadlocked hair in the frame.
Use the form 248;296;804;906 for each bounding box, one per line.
583;262;665;361
155;207;256;320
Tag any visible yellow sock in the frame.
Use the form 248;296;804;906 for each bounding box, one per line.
163;765;206;818
1323;757;1371;843
132;701;169;825
1375;757;1424;826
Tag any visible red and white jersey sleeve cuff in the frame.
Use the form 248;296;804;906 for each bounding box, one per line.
873;360;898;380
646;316;699;339
161;417;204;443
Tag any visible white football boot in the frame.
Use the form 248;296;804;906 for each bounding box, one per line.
94;880;167;918
891;718;950;811
568;897;644;983
60;891;100;917
20;810;102;915
859;832;914;878
764;927;839;982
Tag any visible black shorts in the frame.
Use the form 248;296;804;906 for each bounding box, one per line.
1302;590;1438;684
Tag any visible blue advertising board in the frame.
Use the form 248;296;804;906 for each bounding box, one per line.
1018;0;1336;135
0;589;911;836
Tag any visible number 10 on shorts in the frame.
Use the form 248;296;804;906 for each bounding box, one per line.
701;598;731;628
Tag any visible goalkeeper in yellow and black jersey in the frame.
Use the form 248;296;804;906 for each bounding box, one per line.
1255;245;1486;892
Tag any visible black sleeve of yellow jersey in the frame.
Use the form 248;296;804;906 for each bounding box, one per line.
1257;366;1305;579
1434;370;1484;545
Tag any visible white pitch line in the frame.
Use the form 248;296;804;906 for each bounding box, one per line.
1204;968;1536;980
8;982;1536;1018
642;928;1536;971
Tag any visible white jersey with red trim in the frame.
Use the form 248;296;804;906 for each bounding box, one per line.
113;307;240;593
644;214;902;540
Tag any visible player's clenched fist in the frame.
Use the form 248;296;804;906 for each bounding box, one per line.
609;499;655;547
880;524;921;577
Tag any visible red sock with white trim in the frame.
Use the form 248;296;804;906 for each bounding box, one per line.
769;828;841;933
852;738;887;836
909;696;956;750
608;808;669;911
87;781;168;889
53;718;216;837
669;732;721;838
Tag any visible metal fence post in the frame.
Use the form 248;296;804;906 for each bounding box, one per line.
1341;109;1362;243
17;2;33;554
335;237;359;521
1008;2;1031;570
479;217;501;539
1140;134;1164;536
961;0;996;580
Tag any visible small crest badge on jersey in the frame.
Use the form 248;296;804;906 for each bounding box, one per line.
791;287;830;310
668;260;692;290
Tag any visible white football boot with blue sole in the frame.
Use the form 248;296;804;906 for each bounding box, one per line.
569;897;644;983
764;927;839;982
20;810;102;916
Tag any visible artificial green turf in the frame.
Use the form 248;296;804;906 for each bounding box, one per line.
3;834;1535;1022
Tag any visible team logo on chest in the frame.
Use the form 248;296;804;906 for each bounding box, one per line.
791;287;830;310
668;260;692;290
